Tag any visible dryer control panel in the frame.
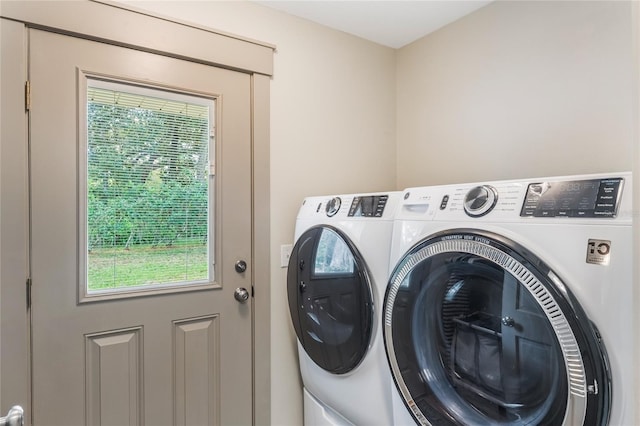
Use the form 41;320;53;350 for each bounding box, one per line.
348;195;389;217
303;193;398;219
520;177;624;218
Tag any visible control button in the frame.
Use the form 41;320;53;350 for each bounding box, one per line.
348;197;359;216
463;185;498;217
529;184;544;196
440;195;449;210
325;197;341;217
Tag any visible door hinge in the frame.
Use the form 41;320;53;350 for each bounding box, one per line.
26;277;32;308
25;81;31;111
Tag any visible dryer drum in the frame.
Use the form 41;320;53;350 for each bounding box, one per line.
383;229;611;426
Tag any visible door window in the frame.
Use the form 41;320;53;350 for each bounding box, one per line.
81;78;215;299
313;228;355;276
288;226;372;374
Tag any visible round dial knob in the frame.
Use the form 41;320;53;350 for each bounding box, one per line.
463;185;498;217
325;197;341;217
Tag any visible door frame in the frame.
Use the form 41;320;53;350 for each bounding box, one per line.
0;2;273;424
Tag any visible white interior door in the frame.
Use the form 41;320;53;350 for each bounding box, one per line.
29;28;253;425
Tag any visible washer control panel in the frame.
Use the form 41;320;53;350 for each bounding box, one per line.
399;174;629;222
463;185;498;217
520;177;624;218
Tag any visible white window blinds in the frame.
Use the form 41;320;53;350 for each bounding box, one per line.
86;80;213;292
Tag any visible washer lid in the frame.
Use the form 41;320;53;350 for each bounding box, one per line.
384;229;610;426
287;225;373;374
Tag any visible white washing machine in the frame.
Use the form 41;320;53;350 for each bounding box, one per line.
384;173;633;425
287;192;401;425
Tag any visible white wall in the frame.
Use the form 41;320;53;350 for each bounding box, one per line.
117;2;398;425
397;1;634;187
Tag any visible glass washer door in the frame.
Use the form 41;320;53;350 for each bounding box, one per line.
384;229;610;426
287;225;373;374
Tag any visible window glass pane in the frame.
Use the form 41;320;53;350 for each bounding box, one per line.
313;228;355;276
86;79;213;293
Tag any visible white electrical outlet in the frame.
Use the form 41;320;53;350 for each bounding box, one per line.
280;244;293;268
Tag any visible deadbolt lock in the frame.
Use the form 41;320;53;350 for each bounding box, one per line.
235;260;247;273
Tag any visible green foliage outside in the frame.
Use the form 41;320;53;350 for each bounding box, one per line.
87;94;210;290
88;242;207;290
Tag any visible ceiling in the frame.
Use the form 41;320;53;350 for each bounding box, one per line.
255;1;493;49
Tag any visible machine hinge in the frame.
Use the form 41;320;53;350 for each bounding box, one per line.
25;81;31;111
26;277;32;309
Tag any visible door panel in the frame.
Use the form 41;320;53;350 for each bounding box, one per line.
29;29;252;425
85;328;143;425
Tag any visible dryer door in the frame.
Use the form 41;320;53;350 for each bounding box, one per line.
288;225;373;374
384;230;610;426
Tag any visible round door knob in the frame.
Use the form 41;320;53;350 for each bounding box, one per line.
234;287;250;303
0;405;24;426
235;260;247;273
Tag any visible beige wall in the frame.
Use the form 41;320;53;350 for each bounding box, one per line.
116;1;637;424
397;0;634;188
633;4;640;426
118;1;397;425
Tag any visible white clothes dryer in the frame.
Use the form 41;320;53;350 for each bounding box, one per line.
287;192;401;425
385;173;632;426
